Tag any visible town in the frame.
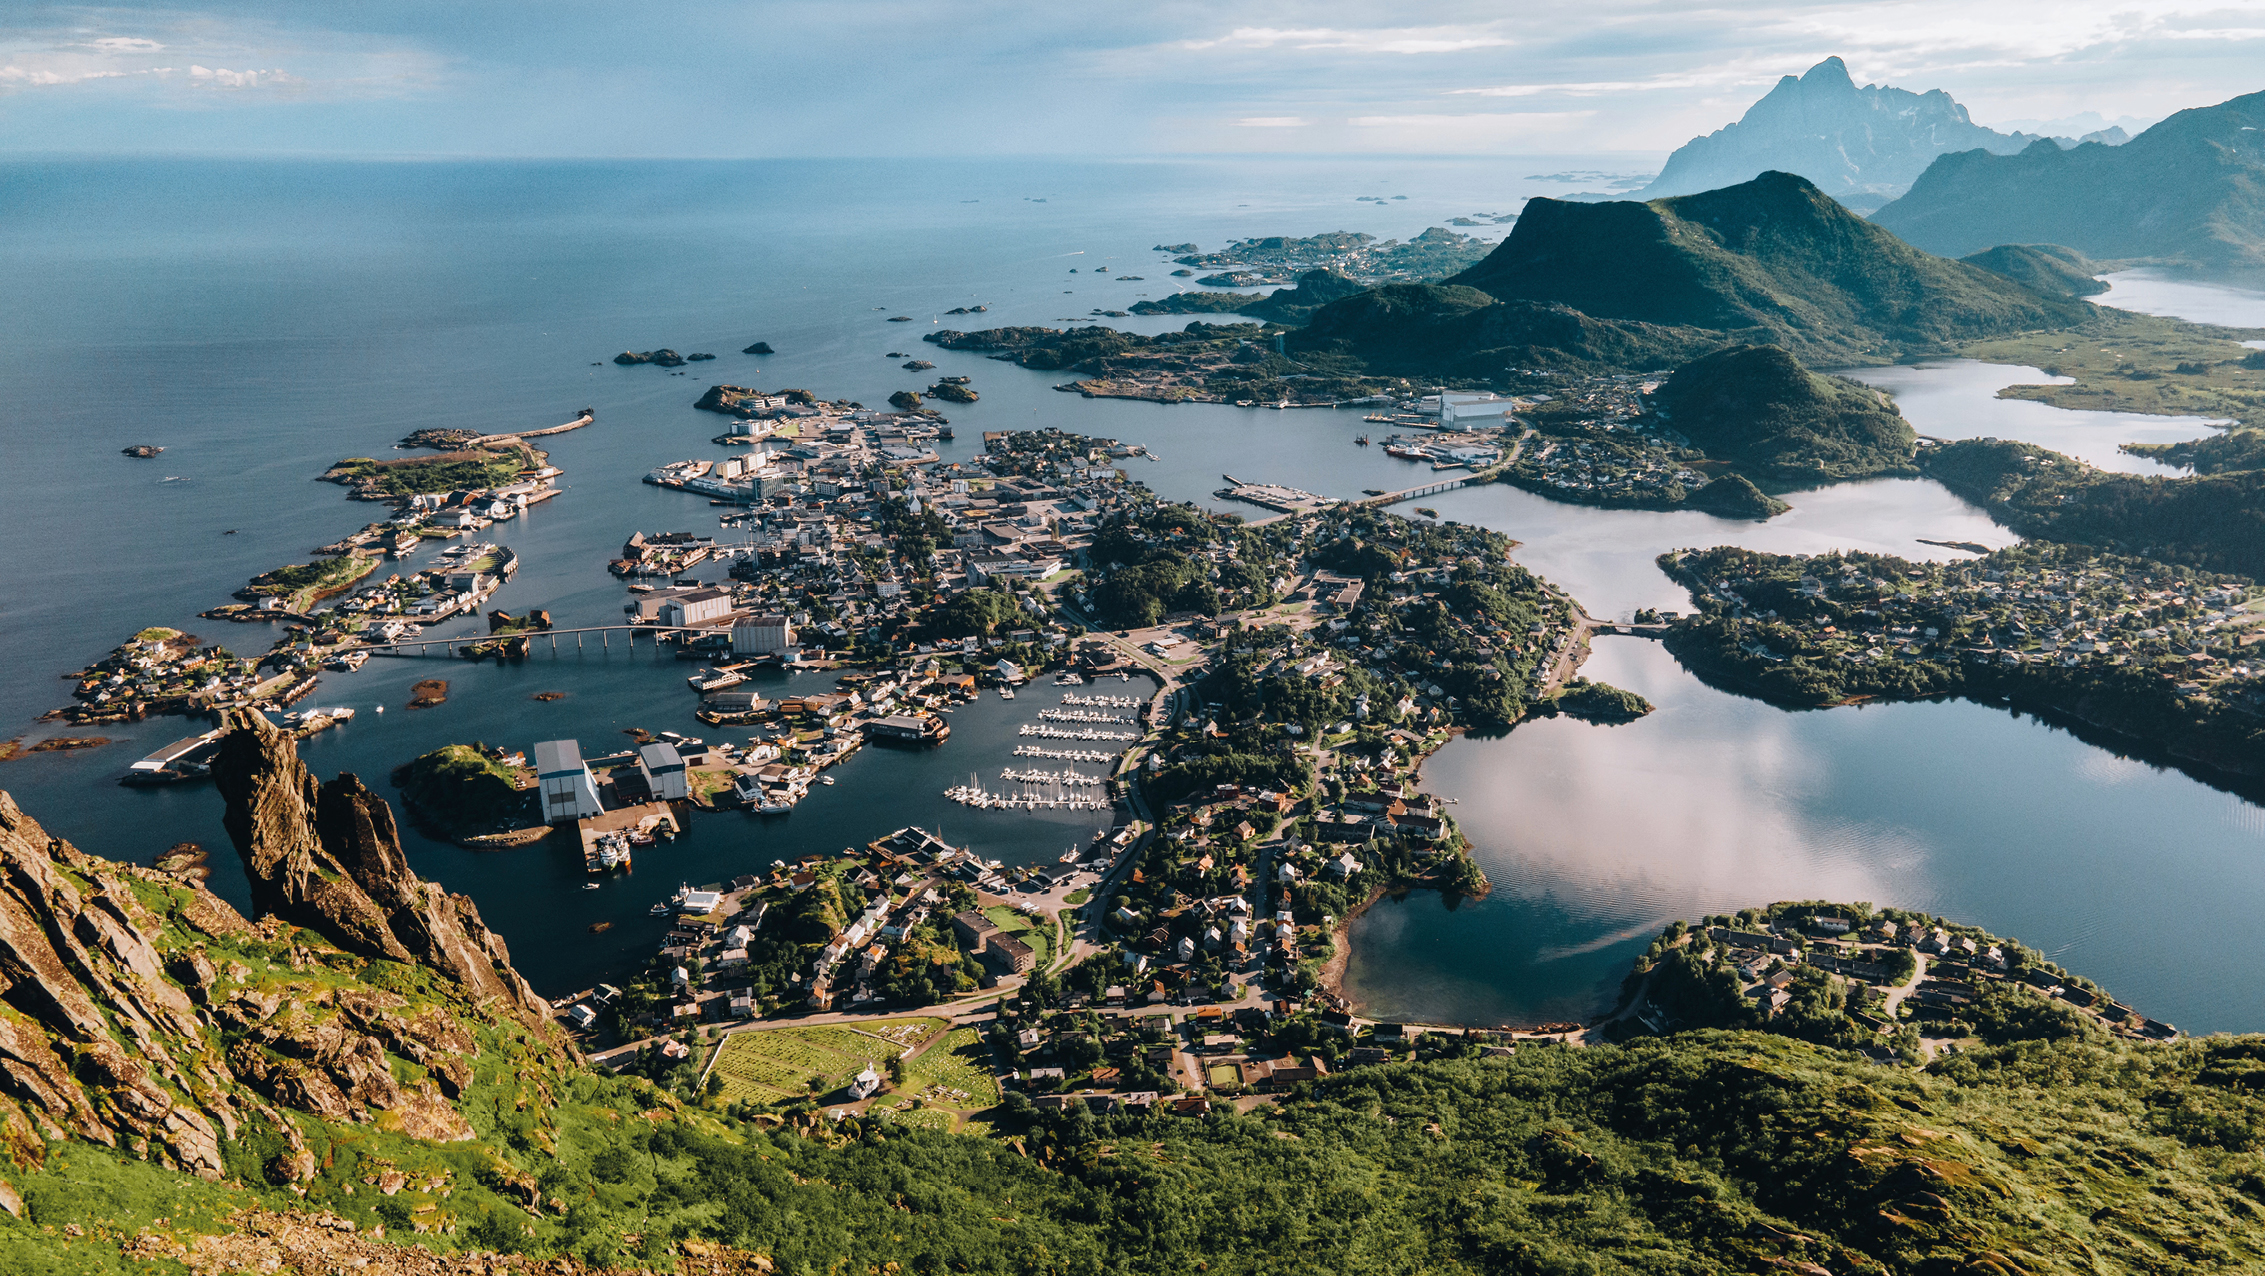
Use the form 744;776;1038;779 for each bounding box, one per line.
1659;541;2265;768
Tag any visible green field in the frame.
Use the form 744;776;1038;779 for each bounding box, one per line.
708;1018;945;1104
1206;1064;1238;1088
901;1027;1001;1109
874;1105;958;1132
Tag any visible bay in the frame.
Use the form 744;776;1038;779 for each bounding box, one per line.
0;159;2255;1028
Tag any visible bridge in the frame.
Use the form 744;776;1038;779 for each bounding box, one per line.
335;624;712;659
463;411;594;449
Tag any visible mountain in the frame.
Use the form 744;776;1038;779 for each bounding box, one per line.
1636;57;2048;209
1871;92;2267;280
1652;344;1917;483
1331;170;2089;371
1958;243;2110;297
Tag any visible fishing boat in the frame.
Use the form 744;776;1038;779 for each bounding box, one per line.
999;687;1015;700
1355;435;1370;445
820;775;835;786
583;882;600;890
757;797;793;814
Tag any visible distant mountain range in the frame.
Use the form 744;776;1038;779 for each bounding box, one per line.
1871;93;2266;282
1635;58;2079;211
1290;170;2086;377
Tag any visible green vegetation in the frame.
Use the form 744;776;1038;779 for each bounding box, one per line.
1955;307;2265;450
1920;438;2265;578
1078;499;1287;628
246;552;381;610
392;743;533;838
900;1027;1002;1109
929;584;1041;638
1441;171;2087;363
1129;268;1370;323
1959;243;2110;297
1873;91;2265;280
321;447;529;497
1659;542;2264;777
707;1019;945;1103
1686;473;1788;518
1551;678;1654;722
983;905;1053;966
1654;344;1918;483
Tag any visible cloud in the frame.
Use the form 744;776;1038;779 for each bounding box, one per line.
188;64;293;89
1234;115;1311;127
1182;24;1514;55
86;36;163;52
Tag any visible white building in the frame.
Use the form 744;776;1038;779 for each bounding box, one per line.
660;589;734;628
637;742;689;801
732;614;796;656
849;1068;883;1099
534;739;602;823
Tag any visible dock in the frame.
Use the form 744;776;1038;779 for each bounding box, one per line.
576;803;678;873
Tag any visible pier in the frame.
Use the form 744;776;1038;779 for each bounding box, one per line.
467;410;594;448
333;624;711;659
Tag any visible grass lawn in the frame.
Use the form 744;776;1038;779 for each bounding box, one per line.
901;1027;1001;1109
709;1017;946;1105
1206;1064;1238;1087
1063;888;1090;907
874;1105;958;1132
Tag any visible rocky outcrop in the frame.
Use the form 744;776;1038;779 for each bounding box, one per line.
614;349;685;367
0;781;571;1186
742;341;774;354
211;711;553;1023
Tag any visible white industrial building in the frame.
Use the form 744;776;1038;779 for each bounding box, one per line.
534;739;602;823
659;588;733;628
636;741;690;801
731;614;795;655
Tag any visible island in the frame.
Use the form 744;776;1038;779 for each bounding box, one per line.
1657;542;2263;781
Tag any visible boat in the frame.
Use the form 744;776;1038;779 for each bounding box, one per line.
583;882;600;890
999;687;1016;700
649;902;673;916
688;667;747;692
757;799;793;814
588;921;612;934
1355;435;1370;445
820;775;835;786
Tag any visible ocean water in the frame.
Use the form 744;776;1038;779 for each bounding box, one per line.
0;158;2257;1025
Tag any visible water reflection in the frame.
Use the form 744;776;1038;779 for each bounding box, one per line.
1343;640;2266;1034
1840;360;2219;473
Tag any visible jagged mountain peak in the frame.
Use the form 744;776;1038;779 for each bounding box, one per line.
1638;57;2044;207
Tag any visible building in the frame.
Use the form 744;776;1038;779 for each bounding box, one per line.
636;742;690;801
732;614;795;656
848;1067;883;1099
659;588;734;628
534;739;602;823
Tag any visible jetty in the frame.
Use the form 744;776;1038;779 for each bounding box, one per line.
467;409;594;448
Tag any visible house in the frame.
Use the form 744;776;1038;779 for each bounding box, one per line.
848;1068;883;1100
564;1004;597;1030
1328;852;1362;880
533;739;602;823
636;742;690;801
732;615;795;655
1808;915;1853;935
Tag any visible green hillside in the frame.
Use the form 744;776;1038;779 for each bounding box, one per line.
1130;268;1368;323
1960;243;2111;297
1921;438;2267;579
1291;286;1735;378
1443;171;2087;362
1653;344;1918;483
1872;92;2266;280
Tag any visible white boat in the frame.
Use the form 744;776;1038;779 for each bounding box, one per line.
820;775;835;786
757;800;792;814
999;687;1016;699
583;882;600;891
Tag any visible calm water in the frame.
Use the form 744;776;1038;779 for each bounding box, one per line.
1345;640;2265;1033
2092;269;2268;330
1840;360;2224;474
0;159;2256;1025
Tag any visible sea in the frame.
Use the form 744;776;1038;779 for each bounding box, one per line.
0;158;2259;1031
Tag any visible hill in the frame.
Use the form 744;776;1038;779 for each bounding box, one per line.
1129;268;1369;323
1920;438;2265;578
1959;243;2110;297
1441;172;2089;365
1872;92;2266;280
1652;344;1918;483
1637;56;2053;209
0;717;2259;1273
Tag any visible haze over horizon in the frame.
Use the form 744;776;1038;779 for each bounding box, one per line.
0;0;2259;159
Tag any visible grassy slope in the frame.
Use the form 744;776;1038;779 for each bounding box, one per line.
394;744;534;837
16;1027;2255;1274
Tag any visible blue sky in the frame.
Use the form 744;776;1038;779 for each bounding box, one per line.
0;1;2259;157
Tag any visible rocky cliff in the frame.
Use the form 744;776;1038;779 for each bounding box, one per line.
211;710;550;1023
0;718;571;1206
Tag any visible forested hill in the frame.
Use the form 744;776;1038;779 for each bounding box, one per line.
1653;344;1917;483
1443;172;2087;359
1872;92;2266;281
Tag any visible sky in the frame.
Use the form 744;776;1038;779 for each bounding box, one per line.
0;1;2259;158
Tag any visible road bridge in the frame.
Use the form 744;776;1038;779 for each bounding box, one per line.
337;624;710;658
